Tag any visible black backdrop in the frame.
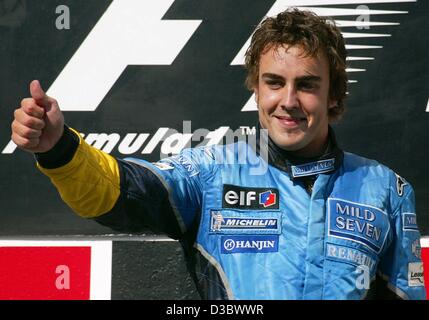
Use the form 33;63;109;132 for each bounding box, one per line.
1;0;428;236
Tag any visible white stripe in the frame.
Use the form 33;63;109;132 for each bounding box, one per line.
270;0;415;6
426;99;429;112
89;241;112;300
346;44;383;49
241;94;258;112
335;20;399;27
294;7;407;16
346;68;366;72
1;140;17;154
0;240;102;247
421;237;429;248
195;243;235;299
341;32;391;38
231;39;251;65
348;80;358;83
347;57;374;61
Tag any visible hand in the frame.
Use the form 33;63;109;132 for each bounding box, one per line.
11;80;65;153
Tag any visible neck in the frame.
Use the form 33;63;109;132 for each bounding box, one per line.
254;123;343;178
286;129;329;159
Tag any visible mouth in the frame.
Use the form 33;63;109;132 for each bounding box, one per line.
274;115;307;128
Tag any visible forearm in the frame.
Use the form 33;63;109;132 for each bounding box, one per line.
36;126;121;218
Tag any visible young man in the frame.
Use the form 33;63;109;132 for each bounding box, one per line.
11;9;426;299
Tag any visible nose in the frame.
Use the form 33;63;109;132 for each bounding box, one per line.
280;84;299;110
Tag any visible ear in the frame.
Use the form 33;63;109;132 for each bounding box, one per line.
253;85;259;106
328;99;337;109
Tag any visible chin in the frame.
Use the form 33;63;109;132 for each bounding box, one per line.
272;136;305;151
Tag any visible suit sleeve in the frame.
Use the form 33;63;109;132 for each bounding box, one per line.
37;127;208;239
377;180;426;300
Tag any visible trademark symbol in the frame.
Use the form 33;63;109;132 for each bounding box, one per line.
240;126;256;135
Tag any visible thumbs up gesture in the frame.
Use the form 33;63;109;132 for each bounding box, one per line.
12;80;65;153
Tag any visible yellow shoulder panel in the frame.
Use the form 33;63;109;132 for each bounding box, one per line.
37;128;121;218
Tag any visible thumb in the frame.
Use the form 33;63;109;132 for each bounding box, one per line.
30;80;51;108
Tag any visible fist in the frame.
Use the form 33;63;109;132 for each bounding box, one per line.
12;80;64;153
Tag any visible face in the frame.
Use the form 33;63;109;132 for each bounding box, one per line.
254;45;336;157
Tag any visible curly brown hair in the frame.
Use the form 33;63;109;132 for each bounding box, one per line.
245;8;347;121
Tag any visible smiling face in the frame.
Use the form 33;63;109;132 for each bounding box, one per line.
254;45;337;157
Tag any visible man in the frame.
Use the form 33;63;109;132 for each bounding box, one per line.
11;9;426;299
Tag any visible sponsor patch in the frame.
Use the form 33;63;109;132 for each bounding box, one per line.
408;262;425;287
221;235;279;254
259;191;276;208
222;185;279;210
395;173;408;197
210;210;280;234
328;198;390;253
403;213;419;232
326;243;376;271
411;239;422;260
152;161;174;170
291;158;335;177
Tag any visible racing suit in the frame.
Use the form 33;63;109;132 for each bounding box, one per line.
36;125;426;300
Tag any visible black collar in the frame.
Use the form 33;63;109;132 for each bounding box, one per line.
254;123;344;179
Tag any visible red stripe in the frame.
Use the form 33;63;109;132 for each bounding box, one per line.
0;247;91;300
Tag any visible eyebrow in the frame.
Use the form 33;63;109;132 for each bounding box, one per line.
261;73;322;82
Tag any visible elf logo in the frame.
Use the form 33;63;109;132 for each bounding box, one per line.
259;191;277;208
222;185;279;210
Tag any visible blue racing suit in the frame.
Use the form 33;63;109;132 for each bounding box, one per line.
36;126;426;300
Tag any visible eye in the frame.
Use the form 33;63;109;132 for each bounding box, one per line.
265;80;284;89
298;82;319;91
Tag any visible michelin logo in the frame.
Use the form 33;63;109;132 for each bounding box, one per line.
221;235;278;254
210;211;278;232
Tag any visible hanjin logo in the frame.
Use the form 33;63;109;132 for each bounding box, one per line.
221;235;279;254
223;239;236;251
222;185;279;210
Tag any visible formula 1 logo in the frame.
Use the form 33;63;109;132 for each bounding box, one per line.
50;0;202;112
2;0;419;155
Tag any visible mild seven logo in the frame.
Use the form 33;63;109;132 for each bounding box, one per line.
328;198;390;253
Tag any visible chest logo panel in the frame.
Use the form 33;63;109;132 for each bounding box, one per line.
220;235;279;254
210;210;281;234
328;198;390;254
222;184;279;210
